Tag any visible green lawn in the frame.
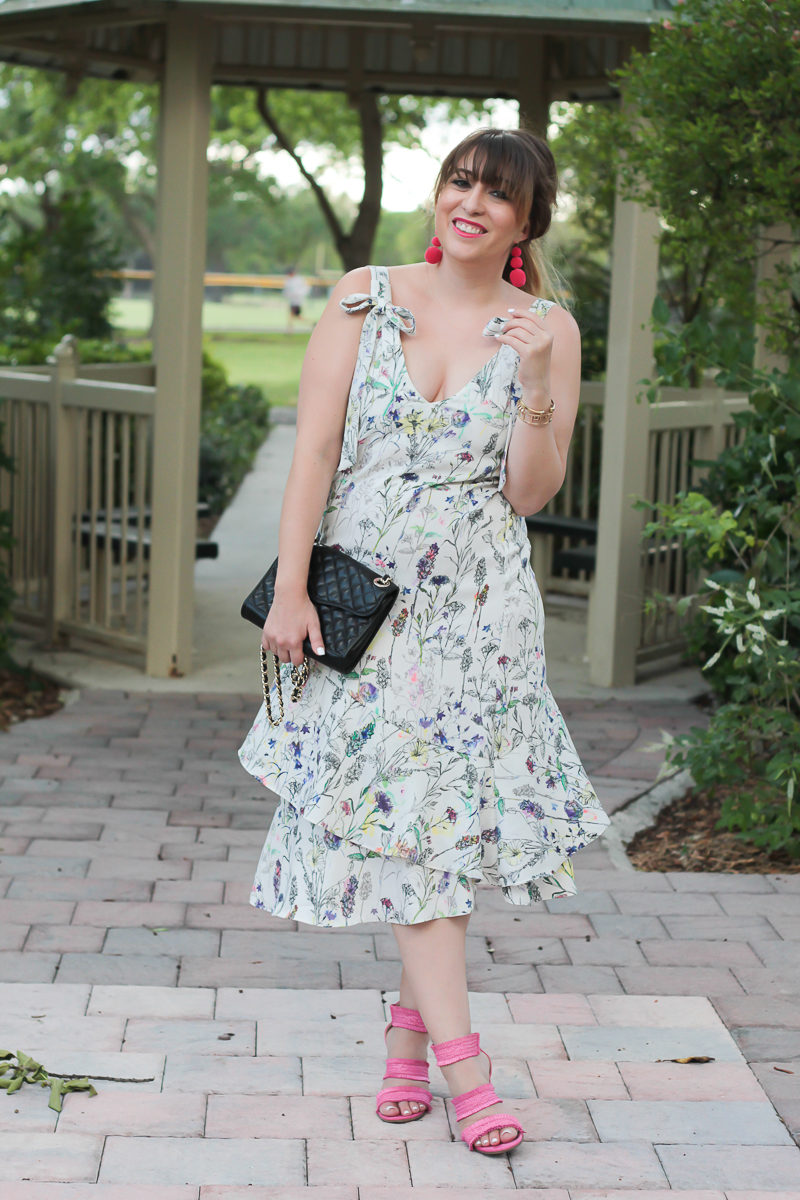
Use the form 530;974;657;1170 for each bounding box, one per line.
205;333;310;405
111;294;325;405
111;293;328;333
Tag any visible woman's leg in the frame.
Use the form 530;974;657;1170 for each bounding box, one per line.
378;966;430;1119
391;915;519;1148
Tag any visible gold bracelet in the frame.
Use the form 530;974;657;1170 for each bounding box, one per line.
516;397;555;426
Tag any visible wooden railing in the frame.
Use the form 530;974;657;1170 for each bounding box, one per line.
636;386;748;665
0;337;156;658
529;380;604;597
528;382;747;672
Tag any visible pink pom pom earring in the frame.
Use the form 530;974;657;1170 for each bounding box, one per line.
424;235;443;265
508;245;526;288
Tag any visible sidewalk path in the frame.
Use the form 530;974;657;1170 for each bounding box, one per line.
0;686;798;1195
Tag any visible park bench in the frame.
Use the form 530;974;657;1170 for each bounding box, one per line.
79;503;219;562
525;512;598;578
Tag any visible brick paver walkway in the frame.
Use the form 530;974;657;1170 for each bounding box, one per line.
0;687;798;1197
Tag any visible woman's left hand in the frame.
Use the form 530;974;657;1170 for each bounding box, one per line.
494;307;553;396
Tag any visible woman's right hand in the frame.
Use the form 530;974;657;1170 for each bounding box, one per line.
261;593;325;666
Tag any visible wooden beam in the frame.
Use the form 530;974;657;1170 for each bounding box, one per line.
0;35;160;77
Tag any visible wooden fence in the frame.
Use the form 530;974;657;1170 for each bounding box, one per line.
0;337;156;659
531;381;747;670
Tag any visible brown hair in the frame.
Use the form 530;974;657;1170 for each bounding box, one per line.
432;128;560;299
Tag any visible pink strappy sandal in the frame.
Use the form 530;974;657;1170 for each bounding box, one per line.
375;1003;432;1124
433;1032;524;1154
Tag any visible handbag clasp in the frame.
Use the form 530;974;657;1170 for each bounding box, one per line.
373;575;392;589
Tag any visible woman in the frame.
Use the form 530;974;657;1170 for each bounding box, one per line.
239;128;610;1155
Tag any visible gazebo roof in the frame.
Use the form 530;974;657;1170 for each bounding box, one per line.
0;0;671;100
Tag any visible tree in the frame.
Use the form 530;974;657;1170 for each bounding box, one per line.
608;0;800;371
212;89;489;272
0;189;122;346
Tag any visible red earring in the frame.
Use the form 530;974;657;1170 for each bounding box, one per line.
509;245;526;288
424;235;442;265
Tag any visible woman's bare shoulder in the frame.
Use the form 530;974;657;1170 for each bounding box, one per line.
329;265;373;302
388;262;425;280
536;298;579;338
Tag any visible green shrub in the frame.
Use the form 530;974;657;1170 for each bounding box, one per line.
642;367;800;859
198;379;271;516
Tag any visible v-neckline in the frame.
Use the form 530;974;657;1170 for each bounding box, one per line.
385;269;507;408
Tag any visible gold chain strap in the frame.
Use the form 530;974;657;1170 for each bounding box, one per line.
260;648;310;727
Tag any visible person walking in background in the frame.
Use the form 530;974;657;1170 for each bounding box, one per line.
240;128;610;1158
282;265;310;331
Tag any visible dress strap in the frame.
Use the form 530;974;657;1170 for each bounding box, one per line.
338;265;416;335
529;296;555;318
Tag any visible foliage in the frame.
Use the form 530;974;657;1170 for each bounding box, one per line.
0;1049;96;1113
211;88;452;168
198;376;272;516
0;68;157;264
0;190;122;344
613;0;800;252
664;703;800;857
612;0;800;371
553;4;800;387
197;342;273;516
622;0;800;859
641;378;800;857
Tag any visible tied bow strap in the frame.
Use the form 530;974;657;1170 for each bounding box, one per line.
339;292;416;336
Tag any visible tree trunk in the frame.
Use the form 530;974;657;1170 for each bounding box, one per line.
255;88;384;274
337;92;383;272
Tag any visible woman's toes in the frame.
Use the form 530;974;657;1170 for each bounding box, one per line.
501;1125;518;1142
380;1102;399;1116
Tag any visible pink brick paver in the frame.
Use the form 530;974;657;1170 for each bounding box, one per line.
0;686;798;1192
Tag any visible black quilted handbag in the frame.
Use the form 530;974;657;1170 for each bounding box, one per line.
242;544;399;722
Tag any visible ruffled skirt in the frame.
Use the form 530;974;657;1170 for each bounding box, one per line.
239;655;607;927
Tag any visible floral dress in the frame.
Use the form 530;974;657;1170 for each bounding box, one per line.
239;265;609;926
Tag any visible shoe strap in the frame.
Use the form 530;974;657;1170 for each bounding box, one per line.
388;1004;427;1033
432;1032;480;1067
461;1113;523;1150
375;1085;432;1109
383;1057;429;1083
453;1081;499;1122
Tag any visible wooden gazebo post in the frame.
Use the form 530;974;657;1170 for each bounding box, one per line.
587;183;661;687
146;10;213;676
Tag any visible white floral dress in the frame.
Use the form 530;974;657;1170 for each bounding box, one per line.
239;265;609;926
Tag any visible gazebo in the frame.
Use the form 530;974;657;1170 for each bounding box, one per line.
1;0;734;686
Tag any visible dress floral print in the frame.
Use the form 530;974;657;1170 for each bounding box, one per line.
239;265;610;926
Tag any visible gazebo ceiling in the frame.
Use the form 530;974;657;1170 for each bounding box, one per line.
0;0;670;100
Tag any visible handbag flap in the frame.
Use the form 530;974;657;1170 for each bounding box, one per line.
306;545;395;617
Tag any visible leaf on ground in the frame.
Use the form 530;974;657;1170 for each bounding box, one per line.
0;1050;99;1111
656;1055;716;1064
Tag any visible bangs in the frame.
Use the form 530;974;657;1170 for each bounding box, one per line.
436;130;535;214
